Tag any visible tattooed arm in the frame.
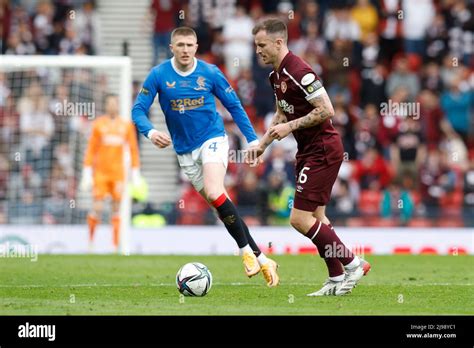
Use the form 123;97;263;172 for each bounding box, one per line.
268;91;335;140
245;104;287;164
287;91;334;130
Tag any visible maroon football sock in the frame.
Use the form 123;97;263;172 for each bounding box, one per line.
306;220;355;268
325;223;346;277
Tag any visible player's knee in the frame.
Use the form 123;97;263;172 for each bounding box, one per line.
206;190;224;203
203;184;225;203
290;215;306;233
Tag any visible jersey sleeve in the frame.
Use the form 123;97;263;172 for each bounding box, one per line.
211;65;258;145
132;68;160;138
83;120;100;168
127;121;140;169
286;63;325;102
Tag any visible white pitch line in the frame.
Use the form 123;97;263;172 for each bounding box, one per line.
0;282;472;288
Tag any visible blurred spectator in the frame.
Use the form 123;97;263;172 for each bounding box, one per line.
378;0;402;65
290;20;326;59
236;68;256;108
47;19;65;54
53;142;74;177
0;72;11;107
236;171;263;222
264;171;293;226
33;0;54;53
351;0;378;42
324;5;360;43
251;53;274;119
299;0;319;36
0;154;9;200
49;84;71;144
360;63;387;107
71;0;102;55
357;32;380;70
440;76;472;144
18;81;55;180
418;89;444;150
402;0;435;57
325;38;352;97
439;122;469;171
419;149;456;216
277;1;300;42
58;27;81;54
390;117;426;183
445;0;474;65
421;62;444;93
263;145;295;183
352;147;392;190
380;179;414;224
386;56;420;101
222;5;254;80
425;13;449;63
0;95;19;154
331;178;358;217
354;103;379;159
440;53;461;87
5;31;35;54
9;163;41;200
379;87;408;152
332;92;357;160
149;0;180;66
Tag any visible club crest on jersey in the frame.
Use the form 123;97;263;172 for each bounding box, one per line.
166;81;176;89
281;81;287;93
194;76;207;91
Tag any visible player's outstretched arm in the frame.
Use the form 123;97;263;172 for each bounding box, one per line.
245;105;287;164
212;66;259;147
269;90;334;140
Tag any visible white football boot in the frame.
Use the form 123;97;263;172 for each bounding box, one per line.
335;265;364;296
307;278;343;296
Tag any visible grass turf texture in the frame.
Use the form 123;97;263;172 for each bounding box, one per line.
0;255;472;315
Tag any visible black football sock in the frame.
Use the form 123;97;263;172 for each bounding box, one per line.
240;217;262;257
211;194;248;248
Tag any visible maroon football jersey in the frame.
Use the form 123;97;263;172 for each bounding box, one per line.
269;51;344;164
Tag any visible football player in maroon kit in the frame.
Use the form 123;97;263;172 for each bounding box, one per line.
247;18;370;296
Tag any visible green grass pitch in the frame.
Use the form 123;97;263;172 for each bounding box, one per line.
0;255;472;315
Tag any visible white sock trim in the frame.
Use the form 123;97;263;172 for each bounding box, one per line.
257;253;269;265
329;274;345;282
310;221;322;240
240;244;253;255
344;256;360;270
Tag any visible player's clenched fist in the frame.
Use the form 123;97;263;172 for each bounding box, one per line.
149;129;172;148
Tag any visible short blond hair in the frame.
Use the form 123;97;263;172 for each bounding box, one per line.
171;26;197;41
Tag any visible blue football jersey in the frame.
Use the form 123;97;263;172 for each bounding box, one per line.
132;57;258;155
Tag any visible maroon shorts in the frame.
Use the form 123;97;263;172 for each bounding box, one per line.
293;157;343;212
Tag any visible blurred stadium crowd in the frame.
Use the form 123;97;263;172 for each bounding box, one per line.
0;0;473;227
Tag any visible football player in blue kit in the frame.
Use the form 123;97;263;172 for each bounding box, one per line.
132;26;279;287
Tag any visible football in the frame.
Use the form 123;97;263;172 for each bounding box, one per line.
176;262;213;296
